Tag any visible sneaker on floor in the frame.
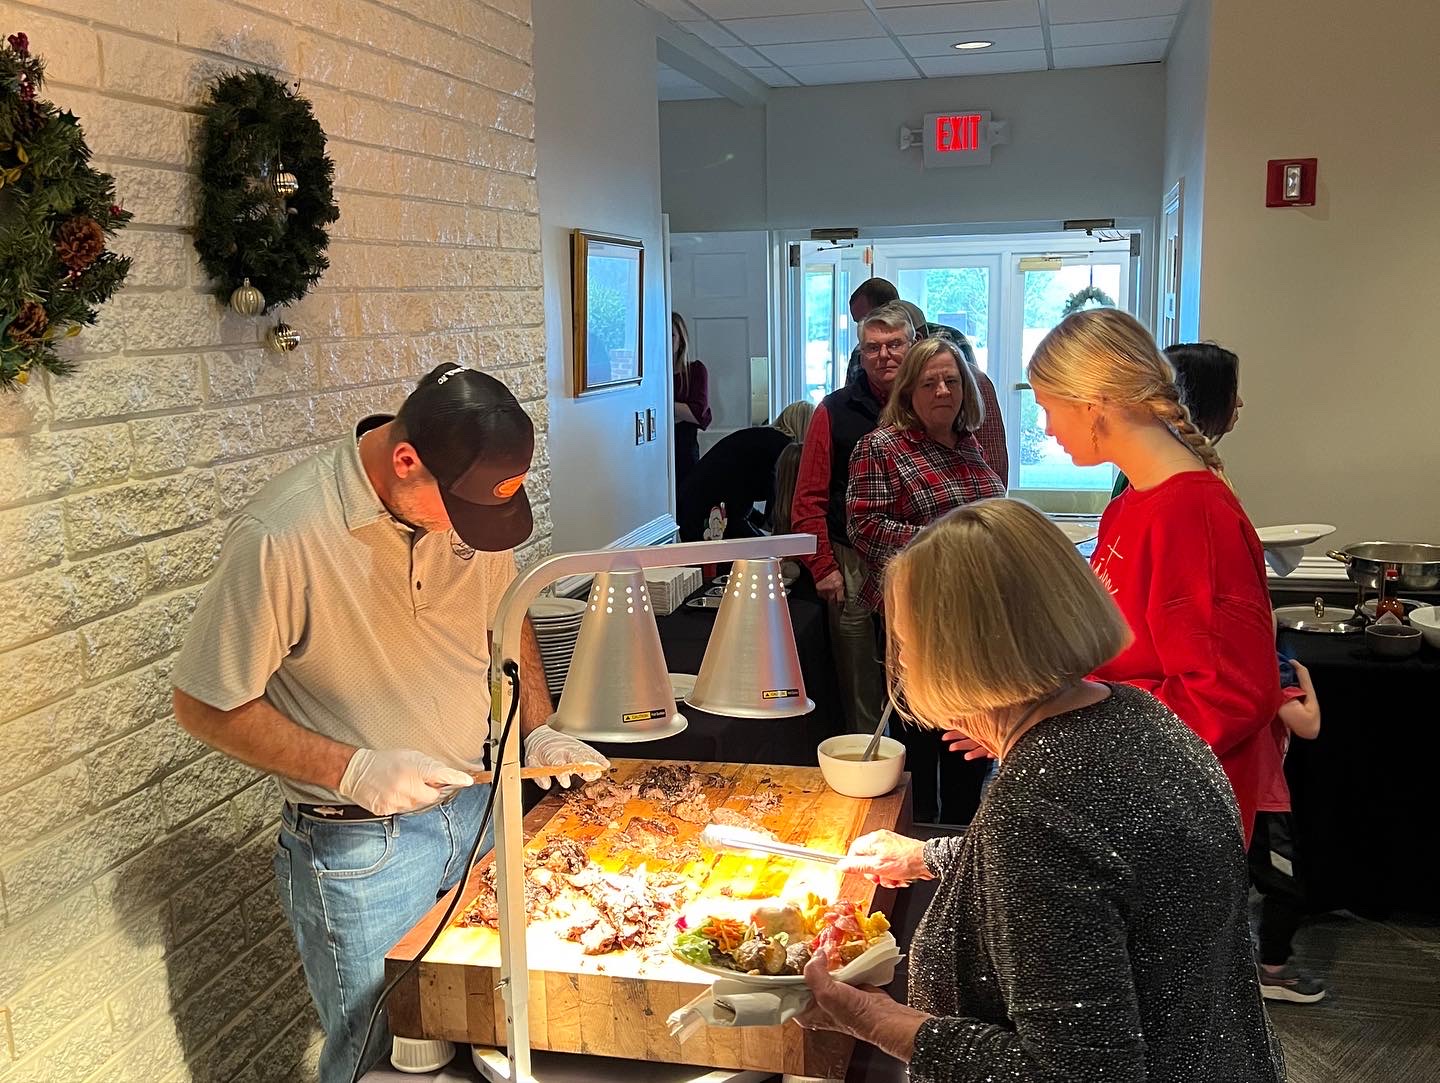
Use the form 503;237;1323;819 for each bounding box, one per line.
1259;962;1327;1004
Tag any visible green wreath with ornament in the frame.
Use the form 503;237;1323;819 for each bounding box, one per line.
194;70;339;316
0;32;132;390
1060;285;1116;318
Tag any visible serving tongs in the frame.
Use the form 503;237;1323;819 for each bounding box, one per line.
699;823;842;865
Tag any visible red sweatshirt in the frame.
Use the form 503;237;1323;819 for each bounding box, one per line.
1090;471;1281;844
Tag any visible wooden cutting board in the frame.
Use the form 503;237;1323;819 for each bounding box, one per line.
385;759;912;1077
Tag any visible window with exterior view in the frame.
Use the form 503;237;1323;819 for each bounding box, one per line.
1017;263;1123;493
898;266;990;372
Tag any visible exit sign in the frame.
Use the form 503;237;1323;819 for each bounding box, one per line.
922;110;996;167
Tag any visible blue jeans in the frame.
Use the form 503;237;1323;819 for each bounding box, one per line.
273;784;493;1083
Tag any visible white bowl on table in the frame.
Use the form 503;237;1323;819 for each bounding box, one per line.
817;734;906;798
1409;607;1440;650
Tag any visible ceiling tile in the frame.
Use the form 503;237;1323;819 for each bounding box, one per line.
715;44;772;67
899;26;1046;57
1046;0;1183;24
877;1;1041;36
759;36;904;66
914;49;1049;76
786;58;922;84
1051;39;1167;67
1048;14;1176;47
752;65;803;86
721;11;883;45
677;18;746;48
691;0;869;16
642;0;704;18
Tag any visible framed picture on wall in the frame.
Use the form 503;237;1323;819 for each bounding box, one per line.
571;230;645;395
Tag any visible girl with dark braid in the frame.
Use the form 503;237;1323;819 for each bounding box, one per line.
1027;308;1279;844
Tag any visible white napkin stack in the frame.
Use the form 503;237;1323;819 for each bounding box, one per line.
646;566;703;617
666;935;902;1042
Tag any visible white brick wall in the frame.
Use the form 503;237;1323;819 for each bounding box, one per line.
0;1;542;1079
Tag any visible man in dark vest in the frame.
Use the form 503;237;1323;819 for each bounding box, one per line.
791;301;913;735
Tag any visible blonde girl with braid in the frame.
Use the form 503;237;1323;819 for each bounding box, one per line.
1026;308;1280;845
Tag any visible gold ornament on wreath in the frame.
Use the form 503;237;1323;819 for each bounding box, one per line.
266;321;300;353
193;70;338;324
228;277;265;316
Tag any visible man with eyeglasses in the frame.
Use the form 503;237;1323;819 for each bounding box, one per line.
792;301;915;735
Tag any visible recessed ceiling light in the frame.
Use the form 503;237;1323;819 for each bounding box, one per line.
952;40;994;50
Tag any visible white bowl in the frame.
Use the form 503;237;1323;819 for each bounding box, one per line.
1409;606;1440;649
391;1036;455;1073
817;734;906;798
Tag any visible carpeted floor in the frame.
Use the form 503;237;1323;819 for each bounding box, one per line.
1268;910;1440;1082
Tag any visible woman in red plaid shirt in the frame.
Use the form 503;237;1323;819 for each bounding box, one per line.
847;337;1006;822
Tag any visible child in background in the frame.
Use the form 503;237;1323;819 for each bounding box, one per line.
1250;653;1326;1003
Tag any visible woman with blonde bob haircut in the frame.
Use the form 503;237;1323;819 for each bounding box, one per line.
845;336;1005;823
797;498;1284;1083
1027;308;1279;844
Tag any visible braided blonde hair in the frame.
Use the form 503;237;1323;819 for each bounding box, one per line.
1026;308;1226;477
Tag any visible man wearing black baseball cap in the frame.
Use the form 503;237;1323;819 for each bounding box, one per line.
171;363;606;1082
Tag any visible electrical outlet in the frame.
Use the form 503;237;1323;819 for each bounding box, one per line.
645;407;657;442
634;411;645;445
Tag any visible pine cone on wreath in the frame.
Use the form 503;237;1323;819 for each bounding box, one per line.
8;301;49;345
56;216;106;272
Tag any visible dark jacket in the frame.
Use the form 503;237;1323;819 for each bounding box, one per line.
817;376;885;545
676;426;793;541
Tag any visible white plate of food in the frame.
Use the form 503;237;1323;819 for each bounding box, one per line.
670;898;895;985
1255;523;1336;549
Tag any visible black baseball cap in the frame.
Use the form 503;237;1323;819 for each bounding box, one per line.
396;364;535;551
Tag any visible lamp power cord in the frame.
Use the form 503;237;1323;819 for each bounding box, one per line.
347;659;522;1083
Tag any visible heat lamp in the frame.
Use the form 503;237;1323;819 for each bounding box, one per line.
475;533;817;1083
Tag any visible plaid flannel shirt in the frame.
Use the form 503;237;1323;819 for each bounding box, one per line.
846;425;1007;611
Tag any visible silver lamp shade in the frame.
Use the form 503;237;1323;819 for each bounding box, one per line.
688;558;814;718
548;570;687;743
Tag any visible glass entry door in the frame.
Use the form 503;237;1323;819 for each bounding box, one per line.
1010;256;1130;499
791;241;865;405
889;255;999;374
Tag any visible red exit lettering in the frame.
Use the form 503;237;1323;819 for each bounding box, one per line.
935;113;982;153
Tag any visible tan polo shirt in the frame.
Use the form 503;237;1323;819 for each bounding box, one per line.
172;416;518;804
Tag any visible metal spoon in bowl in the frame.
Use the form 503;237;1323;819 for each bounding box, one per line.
861;699;895;762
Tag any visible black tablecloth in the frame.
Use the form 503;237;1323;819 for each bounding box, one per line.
586;586;843;768
1279;628;1440;916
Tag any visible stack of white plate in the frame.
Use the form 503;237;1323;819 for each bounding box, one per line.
528;597;586;698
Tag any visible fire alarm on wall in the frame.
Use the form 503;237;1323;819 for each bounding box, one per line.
1265;158;1317;207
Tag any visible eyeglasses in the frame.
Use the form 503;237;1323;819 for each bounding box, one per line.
860;337;913;359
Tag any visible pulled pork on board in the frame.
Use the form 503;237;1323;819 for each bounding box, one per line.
458;839;692;957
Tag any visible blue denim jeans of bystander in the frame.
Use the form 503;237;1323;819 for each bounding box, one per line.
273;783;494;1083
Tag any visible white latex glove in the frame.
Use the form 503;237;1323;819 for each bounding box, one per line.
337;748;473;815
523;725;610;790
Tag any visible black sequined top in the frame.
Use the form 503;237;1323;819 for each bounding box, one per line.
907;684;1284;1083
